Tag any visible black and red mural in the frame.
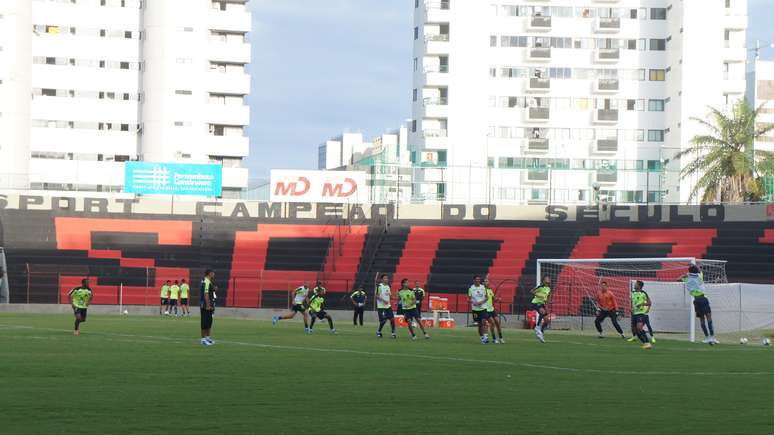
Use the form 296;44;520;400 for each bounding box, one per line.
2;206;774;313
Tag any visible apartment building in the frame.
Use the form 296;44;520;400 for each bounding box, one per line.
0;0;252;197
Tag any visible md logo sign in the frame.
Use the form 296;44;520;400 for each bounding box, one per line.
271;170;366;203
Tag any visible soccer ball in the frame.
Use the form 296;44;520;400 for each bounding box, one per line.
739;337;749;345
763;338;771;347
122;309;129;315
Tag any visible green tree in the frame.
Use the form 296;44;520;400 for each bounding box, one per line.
676;100;774;203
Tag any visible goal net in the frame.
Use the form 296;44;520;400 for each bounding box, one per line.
535;257;747;342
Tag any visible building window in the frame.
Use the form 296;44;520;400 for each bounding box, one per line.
413;57;418;71
175;90;193;95
649;39;666;51
650;8;667;20
414;27;419;40
411;120;417;132
438;150;447;164
649;69;666;81
648;130;664;142
413;89;417;102
648;99;665;111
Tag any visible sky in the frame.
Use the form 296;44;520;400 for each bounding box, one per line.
245;0;774;182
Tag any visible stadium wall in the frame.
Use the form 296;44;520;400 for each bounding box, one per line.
2;193;774;314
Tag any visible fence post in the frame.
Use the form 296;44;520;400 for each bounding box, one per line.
145;267;149;306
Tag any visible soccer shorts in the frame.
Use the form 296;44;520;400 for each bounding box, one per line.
396;304;404;315
73;308;87;321
291;304;306;313
693;296;712;317
531;303;546;312
169;298;178;305
632;314;650;325
311;310;328;320
403;308;420;321
161;298;168;305
488;311;497;319
200;308;214;329
180;298;188;305
472;310;489;323
377;308;394;322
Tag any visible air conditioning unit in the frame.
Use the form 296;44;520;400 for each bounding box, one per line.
593;139;618;154
594;170;618;184
524;169;549;184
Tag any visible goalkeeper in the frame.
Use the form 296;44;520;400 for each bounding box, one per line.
593;281;625;339
684;263;717;345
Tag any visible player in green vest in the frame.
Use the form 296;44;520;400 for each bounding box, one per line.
69;278;93;336
179;279;191;317
308;287;336;334
531;275;552;343
398;279;430;340
484;278;504;344
160;280;171;315
273;281;311;332
631;280;653;350
169;280;181;317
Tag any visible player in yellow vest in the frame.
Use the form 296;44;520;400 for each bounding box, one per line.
169;280;181;317
631;280;653;350
397;279;429;340
484;278;504;344
69;278;93;336
179;279;191;317
160;280;171;315
530;275;552;343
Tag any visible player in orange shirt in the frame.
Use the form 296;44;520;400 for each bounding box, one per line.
594;281;626;339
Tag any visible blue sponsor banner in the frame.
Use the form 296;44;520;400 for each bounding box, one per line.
125;162;222;196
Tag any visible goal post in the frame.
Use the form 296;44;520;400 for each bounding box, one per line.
535;257;729;341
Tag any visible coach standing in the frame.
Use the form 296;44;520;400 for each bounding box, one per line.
200;269;216;346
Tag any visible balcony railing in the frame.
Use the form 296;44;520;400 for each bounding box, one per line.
529;16;552;29
423;97;448;106
528;47;552;60
596;171;618;183
595;139;619;153
527;138;550;151
598;17;621;30
426;0;450;10
425;34;450;42
528;77;551;91
596;109;619;122
527;170;549;182
423;129;448;138
528;107;550;120
424;64;450;73
596;48;620;61
597;78;620;91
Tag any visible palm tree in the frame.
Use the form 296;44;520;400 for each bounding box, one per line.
676;99;774;203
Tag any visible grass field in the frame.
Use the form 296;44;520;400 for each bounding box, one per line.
1;313;773;434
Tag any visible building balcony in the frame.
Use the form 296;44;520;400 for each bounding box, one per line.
595;17;621;33
594;170;618;184
208;9;251;33
592;0;620;3
527;16;552;31
722;47;747;62
526;77;551;92
595;48;620;63
524;169;549;184
722;78;747;95
425;34;450;55
525;138;550;153
423;67;450;86
593;139;619;154
527;47;551;62
723;11;748;30
422;129;448;138
425;0;451;22
205;104;250;126
594;78;619;93
423;98;449;118
526;107;550;122
206;135;249;158
207;41;251;63
593;109;619;124
206;71;251;95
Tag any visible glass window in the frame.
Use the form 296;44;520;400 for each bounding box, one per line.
648;99;665;111
650;8;667;20
649;69;666;81
649;39;666;51
648;130;665;142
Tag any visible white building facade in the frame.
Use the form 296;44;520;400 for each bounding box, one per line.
0;0;251;197
749;60;774;150
318;126;413;203
410;0;748;204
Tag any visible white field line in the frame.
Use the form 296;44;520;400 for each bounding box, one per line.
1;323;773;376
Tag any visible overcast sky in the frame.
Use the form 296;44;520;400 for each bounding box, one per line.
244;0;774;181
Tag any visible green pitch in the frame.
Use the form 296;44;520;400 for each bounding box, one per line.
1;314;773;434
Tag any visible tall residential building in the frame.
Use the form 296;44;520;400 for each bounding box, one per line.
749;60;774;150
0;0;251;197
410;0;748;204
